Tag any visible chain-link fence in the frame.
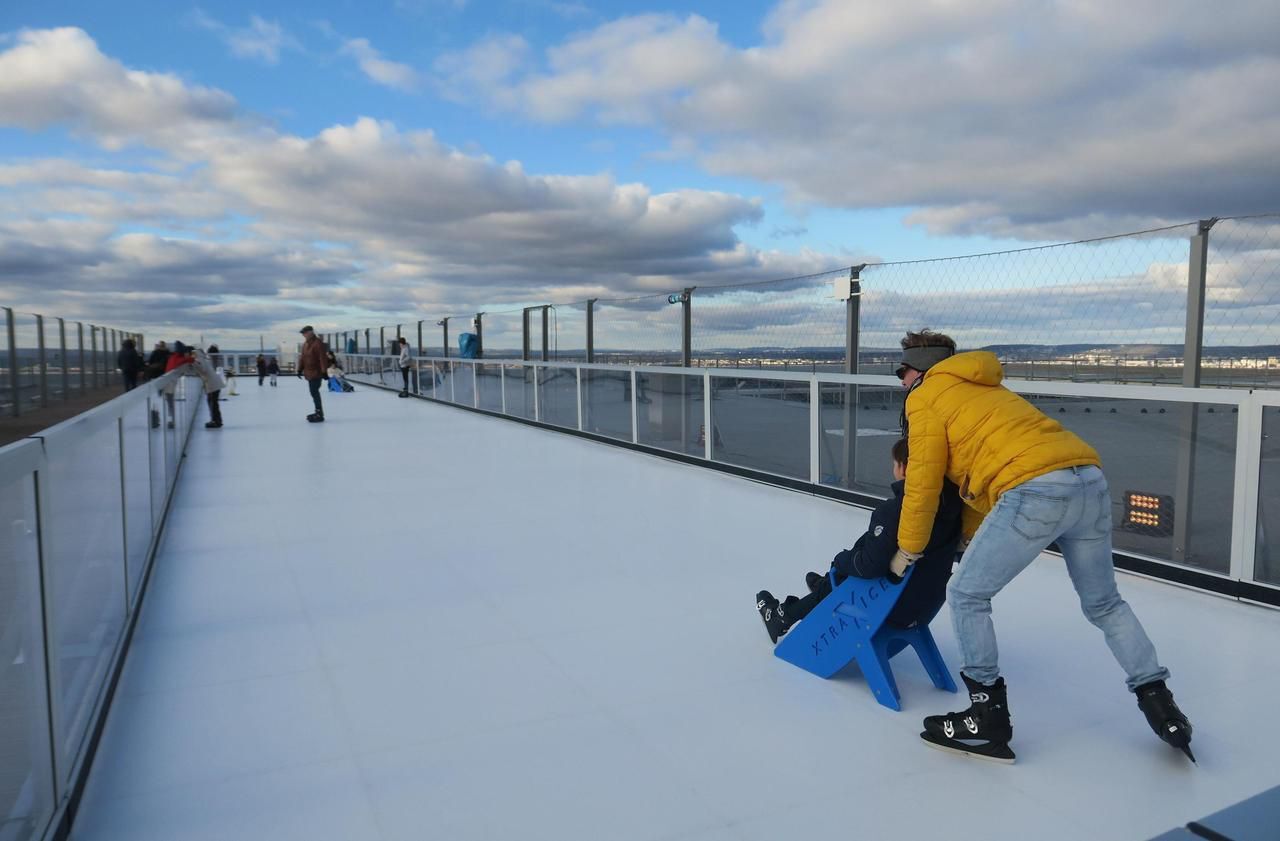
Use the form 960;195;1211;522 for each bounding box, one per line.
2;308;144;417
342;214;1280;387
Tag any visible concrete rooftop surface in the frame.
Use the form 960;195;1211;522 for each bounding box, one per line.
70;377;1280;841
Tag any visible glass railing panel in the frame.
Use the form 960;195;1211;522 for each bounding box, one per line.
148;390;168;527
476;364;503;412
0;463;56;840
416;361;444;399
450;362;475;406
1257;406;1280;586
43;418;127;774
13;313;40;412
635;372;702;457
708;375;809;479
817;383;902;498
581;370;632;441
503;365;534;419
122;395;154;606
537;367;578;429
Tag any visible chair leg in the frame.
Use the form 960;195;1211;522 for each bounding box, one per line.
909;628;958;693
858;639;903;711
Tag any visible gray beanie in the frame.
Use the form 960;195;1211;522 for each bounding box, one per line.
899;345;954;373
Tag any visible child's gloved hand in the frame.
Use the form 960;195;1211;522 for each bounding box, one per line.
890;549;923;577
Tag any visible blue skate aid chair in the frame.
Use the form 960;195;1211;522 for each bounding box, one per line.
773;566;957;711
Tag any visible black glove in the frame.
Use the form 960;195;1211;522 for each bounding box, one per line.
296;370;303;378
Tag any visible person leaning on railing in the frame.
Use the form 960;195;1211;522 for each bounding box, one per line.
891;329;1194;765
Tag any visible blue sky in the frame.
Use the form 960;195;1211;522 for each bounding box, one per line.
1;1;1277;349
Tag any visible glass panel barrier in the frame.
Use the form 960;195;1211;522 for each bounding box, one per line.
43;418;127;775
709;375;810;480
1257;406;1280;586
581;369;631;441
817;383;902;497
148;391;168;528
635;372;702;457
537;366;578;429
0;459;56;841
503;365;533;419
476;364;503;412
122;395;154;606
446;362;472;406
13;314;40;413
416;360;444;399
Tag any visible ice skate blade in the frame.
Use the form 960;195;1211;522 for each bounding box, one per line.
920;731;1016;764
1180;745;1197;764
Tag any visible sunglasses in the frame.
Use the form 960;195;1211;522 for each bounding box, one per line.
895;365;914;380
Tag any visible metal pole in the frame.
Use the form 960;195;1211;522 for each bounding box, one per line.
541;306;549;362
36;314;48;408
586;299;596;363
77;322;86;393
58;318;68;399
842;265;865;489
681;288;694;367
475;313;484;359
417;320;423;357
441;318;450;358
380;327;385;356
522;308;531;362
5;308;17;417
1173;218;1216;567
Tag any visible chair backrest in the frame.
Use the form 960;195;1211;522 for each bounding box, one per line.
834;566;914;633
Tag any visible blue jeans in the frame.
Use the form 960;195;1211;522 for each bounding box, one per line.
948;465;1170;692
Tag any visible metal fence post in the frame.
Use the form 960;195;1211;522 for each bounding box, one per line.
5;308;17;417
841;265;865;489
681;288;694;367
440;318;450;358
586;299;596;364
379;327;385;356
522;307;531;361
77;322;86;393
474;313;484;359
541;306;549;362
58;317;68;400
1173;219;1216;567
417;320;423;357
36;314;48;408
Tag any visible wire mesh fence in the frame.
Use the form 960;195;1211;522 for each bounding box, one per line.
345;215;1280;388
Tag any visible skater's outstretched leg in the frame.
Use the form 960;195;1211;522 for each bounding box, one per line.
921;674;1015;763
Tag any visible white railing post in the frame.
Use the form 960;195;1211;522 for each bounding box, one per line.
1230;392;1264;584
810;377;820;484
576;366;583;431
630;369;639;444
703;371;712;460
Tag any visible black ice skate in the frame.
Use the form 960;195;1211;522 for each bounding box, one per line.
805;571;827;593
920;674;1015;764
755;591;793;644
1136;680;1195;763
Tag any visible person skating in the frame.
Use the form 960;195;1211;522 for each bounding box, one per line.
298;325;328;422
755;438;961;644
891;329;1192;764
397;336;412;397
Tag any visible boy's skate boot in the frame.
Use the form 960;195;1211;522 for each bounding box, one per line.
805;571;827;593
921;674;1015;764
755;591;792;644
307;412;325;423
1136;680;1195;763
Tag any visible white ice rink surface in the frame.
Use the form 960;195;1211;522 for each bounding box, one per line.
71;379;1280;841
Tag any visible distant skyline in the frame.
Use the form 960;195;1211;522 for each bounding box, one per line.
1;1;1278;350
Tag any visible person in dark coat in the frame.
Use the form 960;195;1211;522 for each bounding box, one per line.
756;437;962;643
145;341;171;380
256;354;268;386
116;338;144;391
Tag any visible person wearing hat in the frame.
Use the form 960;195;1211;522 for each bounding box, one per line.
298;326;328;422
891;329;1192;765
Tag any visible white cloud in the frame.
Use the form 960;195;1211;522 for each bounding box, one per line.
438;0;1280;239
191;10;298;65
341;37;420;91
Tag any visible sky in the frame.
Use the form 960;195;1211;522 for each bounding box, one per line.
1;0;1278;351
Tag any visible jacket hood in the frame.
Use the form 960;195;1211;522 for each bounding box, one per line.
927;351;1003;386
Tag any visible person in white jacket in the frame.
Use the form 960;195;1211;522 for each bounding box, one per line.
192;347;227;428
397;337;412;398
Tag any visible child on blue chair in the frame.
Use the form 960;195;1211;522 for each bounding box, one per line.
757;438;963;643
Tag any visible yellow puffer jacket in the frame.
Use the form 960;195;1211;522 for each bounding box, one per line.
897;351;1101;553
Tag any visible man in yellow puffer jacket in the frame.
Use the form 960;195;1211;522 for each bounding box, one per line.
891;330;1193;765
